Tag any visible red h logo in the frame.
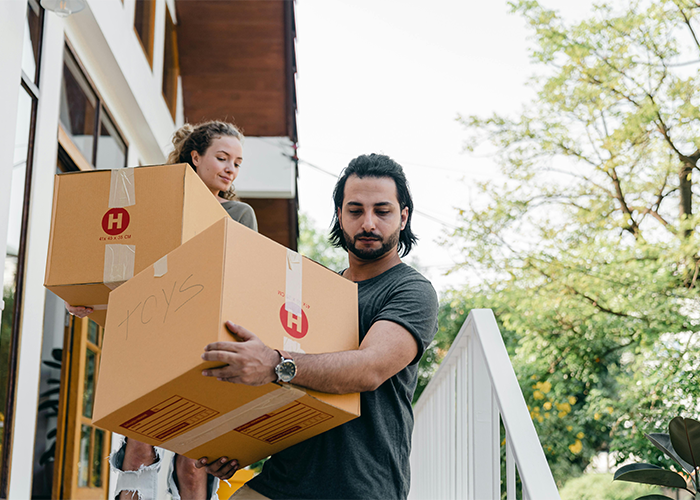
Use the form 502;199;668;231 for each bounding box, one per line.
279;304;309;339
102;208;130;235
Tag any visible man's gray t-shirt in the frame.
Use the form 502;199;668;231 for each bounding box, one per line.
248;263;439;500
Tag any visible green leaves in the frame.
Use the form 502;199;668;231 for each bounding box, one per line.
613;463;687;488
646;432;694;474
669;417;700;470
450;0;700;487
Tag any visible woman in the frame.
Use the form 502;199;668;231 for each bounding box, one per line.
68;121;253;500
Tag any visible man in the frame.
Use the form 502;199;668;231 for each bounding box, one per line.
198;153;439;500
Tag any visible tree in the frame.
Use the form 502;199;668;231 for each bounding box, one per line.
440;0;700;485
297;212;348;272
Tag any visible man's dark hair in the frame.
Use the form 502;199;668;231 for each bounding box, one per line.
329;153;418;257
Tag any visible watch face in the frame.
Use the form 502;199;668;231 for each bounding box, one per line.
276;360;296;382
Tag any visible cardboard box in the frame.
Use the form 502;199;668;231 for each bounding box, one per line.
44;164;229;326
92;217;360;466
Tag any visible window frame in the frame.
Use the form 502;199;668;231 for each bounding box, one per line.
162;4;179;120
0;4;44;495
59;41;129;171
134;0;156;69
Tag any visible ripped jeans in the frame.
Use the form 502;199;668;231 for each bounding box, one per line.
109;436;219;500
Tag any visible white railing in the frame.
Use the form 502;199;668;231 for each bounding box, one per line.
410;309;560;500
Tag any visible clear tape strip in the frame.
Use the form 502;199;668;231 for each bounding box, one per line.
285;249;302;317
153;255;168;277
104;244;136;286
160;386;305;455
85;304;108;311
109;168;136;208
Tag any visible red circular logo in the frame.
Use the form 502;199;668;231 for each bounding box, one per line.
101;208;130;235
279;304;309;339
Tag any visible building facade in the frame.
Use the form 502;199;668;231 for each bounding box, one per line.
0;0;298;497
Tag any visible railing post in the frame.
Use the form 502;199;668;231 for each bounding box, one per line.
507;434;516;499
467;324;500;499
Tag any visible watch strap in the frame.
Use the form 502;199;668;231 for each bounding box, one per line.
275;349;293;362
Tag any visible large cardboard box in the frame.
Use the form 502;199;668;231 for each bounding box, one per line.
44;164;229;326
92;217;360;466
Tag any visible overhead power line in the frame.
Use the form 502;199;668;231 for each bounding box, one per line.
294;157;459;230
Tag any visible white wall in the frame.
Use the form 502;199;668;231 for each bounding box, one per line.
64;0;178;164
236;137;297;199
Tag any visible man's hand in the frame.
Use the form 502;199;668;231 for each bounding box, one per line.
201;321;279;386
195;456;240;480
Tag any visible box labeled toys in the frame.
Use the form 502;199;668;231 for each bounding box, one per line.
92;217;360;466
44;164;229;325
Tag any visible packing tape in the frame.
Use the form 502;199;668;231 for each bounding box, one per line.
160;386;305;455
104;244;136;287
109;168;136;208
85;304;108;311
285;249;302;317
153;255;168;278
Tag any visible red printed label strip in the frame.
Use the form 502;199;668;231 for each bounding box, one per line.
235;401;332;444
120;396;219;442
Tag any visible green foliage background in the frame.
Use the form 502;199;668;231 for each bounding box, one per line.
416;0;700;487
297;213;348;272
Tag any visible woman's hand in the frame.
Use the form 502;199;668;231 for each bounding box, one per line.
195;456;240;480
65;301;93;318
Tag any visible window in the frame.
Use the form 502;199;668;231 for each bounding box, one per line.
3;3;43;494
58;45;128;170
22;0;42;85
162;5;179;119
59;48;97;164
134;0;155;68
96;113;126;170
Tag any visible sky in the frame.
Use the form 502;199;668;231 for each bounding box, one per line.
293;0;596;294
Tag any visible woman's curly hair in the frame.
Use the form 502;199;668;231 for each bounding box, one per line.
167;121;244;200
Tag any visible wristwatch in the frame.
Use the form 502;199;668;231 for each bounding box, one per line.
274;349;297;383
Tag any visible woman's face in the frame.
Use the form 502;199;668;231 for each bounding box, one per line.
191;136;243;197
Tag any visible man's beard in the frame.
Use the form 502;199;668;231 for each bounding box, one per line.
343;226;401;261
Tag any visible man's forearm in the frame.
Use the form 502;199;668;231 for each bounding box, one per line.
286;349;384;394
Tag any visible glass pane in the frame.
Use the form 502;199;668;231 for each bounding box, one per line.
95;112;126;170
1;87;34;474
162;7;178;118
78;424;90;487
134;0;155;64
82;348;96;419
31;291;66;499
22;1;42;84
91;429;104;487
87;319;98;345
59;48;97;164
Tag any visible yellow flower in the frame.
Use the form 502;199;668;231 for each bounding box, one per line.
544;412;551;419
594;413;601;420
606;406;614;414
568;396;577;405
558;411;567;418
556;402;571;412
541;381;552;393
537;416;544;423
576;432;584;439
568;440;583;454
566;426;573;432
543;402;552;410
533;390;545;400
531;374;538;380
